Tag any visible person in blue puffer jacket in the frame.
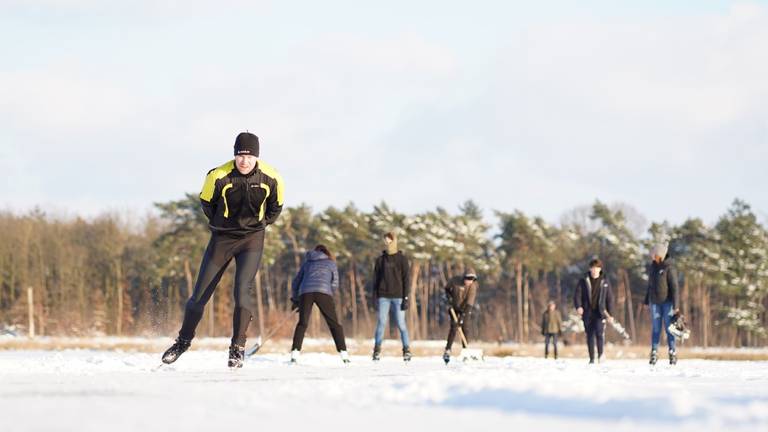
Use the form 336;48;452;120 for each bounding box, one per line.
290;245;349;363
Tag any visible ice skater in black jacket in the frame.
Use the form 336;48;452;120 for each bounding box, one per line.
644;242;680;365
161;132;284;368
372;231;412;361
573;258;614;364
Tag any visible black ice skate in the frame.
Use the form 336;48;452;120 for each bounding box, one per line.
161;337;191;364
649;349;659;365
228;344;245;368
403;347;412;362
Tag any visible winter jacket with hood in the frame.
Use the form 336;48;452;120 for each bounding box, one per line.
373;251;410;299
292;250;339;299
444;276;478;312
574;271;613;320
644;258;679;308
541;309;562;335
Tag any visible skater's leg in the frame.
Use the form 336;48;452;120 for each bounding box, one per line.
315;293;347;351
650;303;663;351
446;316;459;351
231;232;265;346
291;293;315;351
393;299;410;348
662;301;676;353
553;334;559;359
596;319;605;358
544;334;551;358
585;318;596;362
374;297;390;347
179;236;234;340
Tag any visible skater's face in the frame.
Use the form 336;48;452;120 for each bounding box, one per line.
589;266;601;278
235;155;257;174
548;303;555;311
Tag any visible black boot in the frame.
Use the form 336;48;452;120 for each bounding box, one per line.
228;344;245;368
403;347;412;362
162;337;191;364
372;345;381;361
669;350;678;365
443;349;451;365
649;349;658;365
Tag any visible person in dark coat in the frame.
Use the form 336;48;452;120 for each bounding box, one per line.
541;301;562;360
161;132;284;368
644;243;680;365
574;258;614;364
372;232;412;361
442;270;478;363
290;245;349;364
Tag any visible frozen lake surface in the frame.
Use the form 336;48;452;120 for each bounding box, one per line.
1;350;766;431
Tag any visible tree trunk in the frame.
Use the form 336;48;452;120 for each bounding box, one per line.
523;272;530;342
349;266;358;338
421;263;429;340
515;260;523;343
115;260;123;336
622;270;636;341
27;286;35;338
355;260;372;332
407;261;420;341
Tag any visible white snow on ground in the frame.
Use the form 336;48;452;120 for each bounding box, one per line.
0;350;766;432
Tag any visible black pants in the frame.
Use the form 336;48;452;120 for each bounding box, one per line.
584;312;605;361
544;333;558;358
446;311;470;350
179;231;265;346
291;292;347;352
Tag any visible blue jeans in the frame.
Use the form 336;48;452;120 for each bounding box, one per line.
651;301;676;352
374;298;410;348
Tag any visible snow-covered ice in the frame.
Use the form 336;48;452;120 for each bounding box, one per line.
0;350;766;431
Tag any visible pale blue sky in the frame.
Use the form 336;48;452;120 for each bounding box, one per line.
1;1;766;225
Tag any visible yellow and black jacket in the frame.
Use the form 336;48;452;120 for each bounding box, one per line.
199;160;284;236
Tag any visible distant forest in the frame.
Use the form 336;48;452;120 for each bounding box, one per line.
1;197;766;347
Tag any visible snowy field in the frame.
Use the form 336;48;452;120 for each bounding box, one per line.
1;349;766;432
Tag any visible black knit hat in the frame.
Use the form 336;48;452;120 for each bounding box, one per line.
234;132;259;157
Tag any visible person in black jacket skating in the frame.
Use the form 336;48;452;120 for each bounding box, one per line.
372;232;412;361
573;258;614;364
161;132;284;368
644;243;680;365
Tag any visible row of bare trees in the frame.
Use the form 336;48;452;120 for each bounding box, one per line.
0;198;766;347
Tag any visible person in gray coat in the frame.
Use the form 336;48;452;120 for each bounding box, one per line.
290;245;349;363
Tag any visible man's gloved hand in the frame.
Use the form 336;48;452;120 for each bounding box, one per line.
400;297;409;311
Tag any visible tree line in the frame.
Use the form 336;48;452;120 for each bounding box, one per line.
0;197;766;347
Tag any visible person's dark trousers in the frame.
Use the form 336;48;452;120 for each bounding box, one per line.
446;311;470;350
292;292;347;352
544;333;558;359
584;311;605;362
179;231;265;346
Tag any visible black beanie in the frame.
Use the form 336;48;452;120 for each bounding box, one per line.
234;132;259;157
